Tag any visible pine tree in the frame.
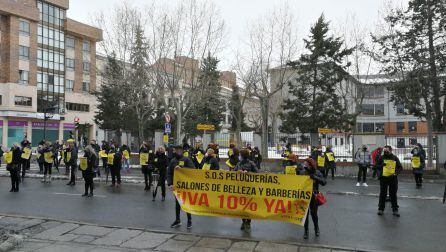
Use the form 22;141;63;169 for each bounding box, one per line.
280;15;353;145
229;85;249;132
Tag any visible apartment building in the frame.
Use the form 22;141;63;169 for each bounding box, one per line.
0;0;102;147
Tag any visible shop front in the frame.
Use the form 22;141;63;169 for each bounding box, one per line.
63;123;76;141
31;122;60;146
7;121;28;147
0;120;3;146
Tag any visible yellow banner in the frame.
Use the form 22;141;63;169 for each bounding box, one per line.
21;148;32;160
173;169;313;226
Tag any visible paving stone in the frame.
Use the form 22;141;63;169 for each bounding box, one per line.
7;219;44;231
155;239;195;252
173;234;201;242
195;238;232;249
33;243;91;252
186;247;224;252
73;235;97;243
70;225;115;236
88;247;138;252
255;242;298;252
39;221;61;230
33;223;80;240
0;217;27;227
92;229;142;246
121;232;173;249
14;241;54;252
50;233;79;242
228;241;258;252
299;247;331;252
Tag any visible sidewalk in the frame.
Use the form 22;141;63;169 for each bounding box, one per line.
0;214;372;252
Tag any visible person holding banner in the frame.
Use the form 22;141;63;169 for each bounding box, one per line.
168;145;195;229
324;146;336;180
411;144;425;188
42;142;54;183
65;141;78;186
377;145;402;217
300;158;326;239
201;148;219;170
234;149;258;232
139;142;154;191
109;145;122;188
153;146;168;201
20;140;32;182
192;143;205;168
6;144;22;192
81;145;97;197
227;144;239;171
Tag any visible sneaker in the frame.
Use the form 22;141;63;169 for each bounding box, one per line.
187;221;192;229
87;193;94;197
240;223;245;230
303;230;309;239
170;220;181;228
82;193;88;197
377;210;384;216
244;223;251;232
362;183;368;187
393;210;400;217
161;196;165;202
356;182;361;187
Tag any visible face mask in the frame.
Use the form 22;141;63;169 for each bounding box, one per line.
174;153;182;159
413;149;418;155
384;151;390;155
362;148;367;151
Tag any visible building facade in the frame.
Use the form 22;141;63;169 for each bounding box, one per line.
0;0;102;147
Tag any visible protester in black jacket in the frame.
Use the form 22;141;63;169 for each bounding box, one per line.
109;145;122;188
227;144;239;171
377;145;403;217
20;139;31;181
192;143;205;168
234;149;258;232
251;146;262;169
153;146;168;201
201;148;219;170
90;140;101;177
140;142;154;191
82;145;97;197
101;141;110;176
41;142;54;183
65;141;78;186
168;145;195;229
7;144;22;192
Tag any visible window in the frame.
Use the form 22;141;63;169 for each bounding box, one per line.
18;70;29;84
409;138;417;146
358;85;385;99
66;102;89;112
409;121;417;132
396;104;406;115
361;104;375;115
397;138;405;148
19;20;30;36
83;41;90;52
66;58;75;70
66;37;75;48
340;138;344;146
14;96;32;106
362;123;375;133
82;81;90;92
66;80;74;92
375;104;385;115
375;123;385;133
396;122;405;133
19;46;29;60
0;95;2;105
356;123;363;133
83;62;90;72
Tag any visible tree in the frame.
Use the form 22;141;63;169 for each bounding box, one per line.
280;15;354;146
372;0;446;169
94;54;126;144
229;85;250;144
184;55;225;136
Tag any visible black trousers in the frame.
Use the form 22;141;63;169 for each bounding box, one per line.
325;166;335;179
67;163;77;183
84;177;94;194
357;165;367;182
379;176;399;211
110;167;121;185
143;169;153;188
21;159;30;179
38;162;44;173
414;173;423;186
175;198;191;222
44;163;52;175
159;173;166;197
10;169;20;190
304;196;319;231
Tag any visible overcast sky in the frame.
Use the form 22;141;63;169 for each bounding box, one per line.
67;0;405;70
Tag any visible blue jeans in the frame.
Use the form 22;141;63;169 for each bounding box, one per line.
122;159;130;171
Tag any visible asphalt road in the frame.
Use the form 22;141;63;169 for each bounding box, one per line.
0;176;445;252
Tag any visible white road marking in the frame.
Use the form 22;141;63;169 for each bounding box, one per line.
51;192;107;198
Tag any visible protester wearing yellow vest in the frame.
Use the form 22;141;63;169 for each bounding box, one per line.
324;146;336;180
201;148;219;171
20;139;32;182
283;153;302;175
139;141;154;191
281;143;292;169
411;143;426;189
108;145;122;188
65;141;78;186
41;142;54;183
81;145;97;197
121;144;131;174
314;146;327;177
377;145;402;217
192;143;205;168
227;144;239;171
7;144;22;192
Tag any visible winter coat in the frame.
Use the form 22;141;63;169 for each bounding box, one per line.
355;149;371;166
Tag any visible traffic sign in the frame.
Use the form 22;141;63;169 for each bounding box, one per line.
165;114;171;123
197;124;215;131
164;123;171;134
318;128;337;134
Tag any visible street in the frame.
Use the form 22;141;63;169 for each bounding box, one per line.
0;177;445;252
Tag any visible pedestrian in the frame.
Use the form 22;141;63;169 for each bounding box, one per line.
246;144;253;161
300;158;326;239
284;153;302;174
108;145;122;188
251;146;262;170
37;141;45;174
7;143;22;192
121;144;131;174
234;149;258;232
20;139;32;182
371;147;383;178
377;145;403;217
52;141;61;173
140;141;154;191
0;144;4;168
226;144;239;171
354;145;371;187
313;146;326;178
65;140;78;186
100;141;110;182
192;143;205;169
281;142;292;169
183;142;191;159
324;145;336;180
153;146;168;201
168;145;195;229
42;141;54;183
90;140;101;177
411;143;426;188
81;145;97;197
201;148;220;170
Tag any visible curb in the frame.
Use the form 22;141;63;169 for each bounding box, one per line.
0;213;380;252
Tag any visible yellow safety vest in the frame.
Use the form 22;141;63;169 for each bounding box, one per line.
21;148;32;160
283;150;290;160
99;150;108;158
228;149;234;157
202;163;211;171
184;151;190;158
65;151;72;162
326;152;335;162
123;150;130;160
285;165;297;175
178;160;185;167
44;152;53;164
412;156;421;169
383;159;396;177
140;153;149;165
226;159;235;168
107;153;115;165
79;157;88;171
196;152;204;164
4;152;13;164
317;155;325;167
